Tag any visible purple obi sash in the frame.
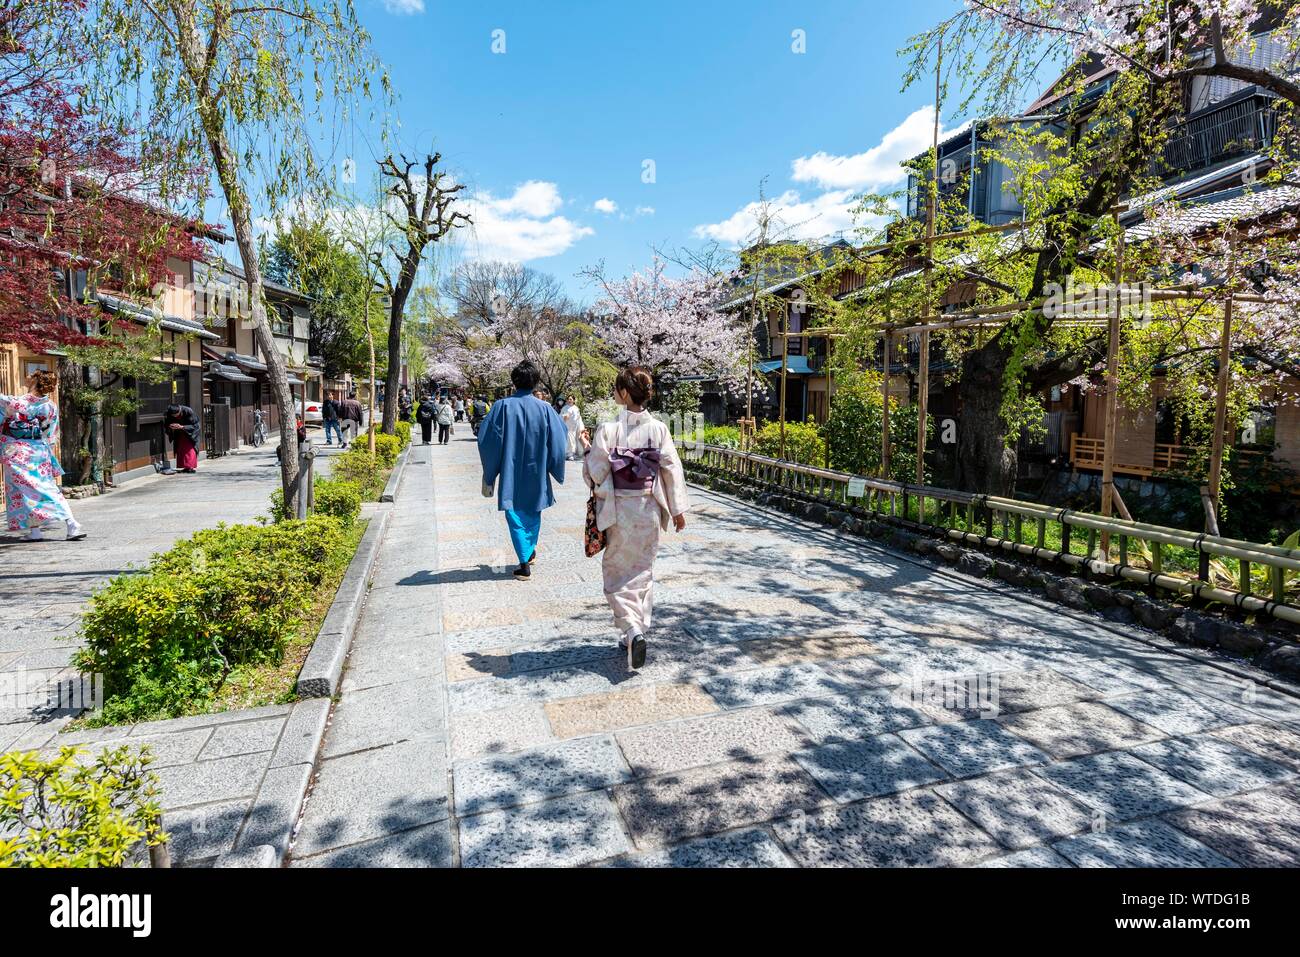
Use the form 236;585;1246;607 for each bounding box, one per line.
610;447;661;491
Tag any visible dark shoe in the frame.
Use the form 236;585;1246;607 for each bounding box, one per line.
628;634;647;669
527;551;536;565
513;562;531;580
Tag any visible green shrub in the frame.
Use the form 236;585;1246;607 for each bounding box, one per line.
373;432;401;469
695;425;741;449
394;420;412;450
822;374;927;483
314;478;362;526
661;380;702;419
0;745;166;867
752;420;826;466
76;516;353;724
332;446;386;499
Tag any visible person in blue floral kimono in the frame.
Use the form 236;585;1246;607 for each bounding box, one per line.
0;370;86;541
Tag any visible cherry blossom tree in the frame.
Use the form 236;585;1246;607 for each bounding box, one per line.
582;259;750;391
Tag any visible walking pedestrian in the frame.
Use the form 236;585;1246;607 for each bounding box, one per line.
416;394;437;445
164;404;201;474
580;365;688;669
477;360;567;580
454;395;465;422
559;392;585;460
436;394;454;445
398;389;413;424
339;395;363;447
0;370;86;541
322;393;344;447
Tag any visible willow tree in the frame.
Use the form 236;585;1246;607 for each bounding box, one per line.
78;0;388;514
897;0;1300;494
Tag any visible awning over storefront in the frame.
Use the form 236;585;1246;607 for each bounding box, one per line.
755;356;815;375
205;361;257;383
96;293;221;341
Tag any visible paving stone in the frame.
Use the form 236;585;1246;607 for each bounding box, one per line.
998;700;1164;759
1032;750;1212;824
295;737;449;857
1211;722;1300;772
1052;818;1239;868
1049;660;1165;697
976;846;1072;868
781;688;929;743
343;635;442;692
162;799;249;865
605;827;796;868
544;683;718;740
458;791;630;867
444;623;556;654
739;632;878;667
1164;780;1300;867
154;752;268;810
453;735;630;815
615;707;809;777
321;676;445;758
42;728;212;768
771;790;1003;867
1107;687;1257;735
611;754;829;848
701;663;836;709
793;734;946;802
446;650;511;683
291;821;455;868
451;705;555;759
201;718;284;760
935;767;1095;849
270;699;330;769
237;762;312;854
448;659;630;713
444;606;523;632
126;704;292;737
899;720;1050;778
1130;733;1295;797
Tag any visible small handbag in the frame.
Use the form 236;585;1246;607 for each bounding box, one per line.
583;492;606;557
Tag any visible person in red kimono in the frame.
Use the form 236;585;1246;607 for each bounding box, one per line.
164;404;200;473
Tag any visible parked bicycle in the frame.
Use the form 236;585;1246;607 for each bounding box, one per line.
250;408;267;447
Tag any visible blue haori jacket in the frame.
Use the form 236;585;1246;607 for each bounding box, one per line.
477;389;567;513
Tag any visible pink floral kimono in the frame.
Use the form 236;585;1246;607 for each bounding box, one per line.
582;408;689;639
0;393;73;531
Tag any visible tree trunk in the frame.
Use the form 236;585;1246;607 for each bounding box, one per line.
954;342;1017;495
206;127;301;513
382;299;401;434
170;5;301;513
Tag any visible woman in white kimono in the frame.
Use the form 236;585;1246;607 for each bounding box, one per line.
560;394;584;461
580;366;688;669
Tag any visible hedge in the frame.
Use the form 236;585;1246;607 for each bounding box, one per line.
75;515;355;725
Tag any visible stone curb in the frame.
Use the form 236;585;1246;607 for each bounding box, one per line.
380;445;411;503
295;508;392;698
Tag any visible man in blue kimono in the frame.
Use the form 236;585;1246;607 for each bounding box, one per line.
477;360;568;580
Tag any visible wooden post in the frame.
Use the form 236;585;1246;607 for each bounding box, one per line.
824;335;834;469
881;332;892;478
1099;219;1125;557
779;319;790;459
1206;295;1234;531
917;37;940;486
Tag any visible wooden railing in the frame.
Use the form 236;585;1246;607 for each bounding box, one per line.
683;443;1300;626
1069;434;1190;477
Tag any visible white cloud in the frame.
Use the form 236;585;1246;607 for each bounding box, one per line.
593;197;619;214
790;106;952;191
694;106;956;246
463;181;593;261
635;206;655;216
382;0;425;14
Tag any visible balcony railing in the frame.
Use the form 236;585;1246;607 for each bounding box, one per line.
1162;94;1278;177
1070;435;1190;477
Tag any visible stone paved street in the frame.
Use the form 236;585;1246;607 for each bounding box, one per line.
288;429;1300;868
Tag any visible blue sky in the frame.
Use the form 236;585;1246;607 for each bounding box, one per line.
340;0;994;302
